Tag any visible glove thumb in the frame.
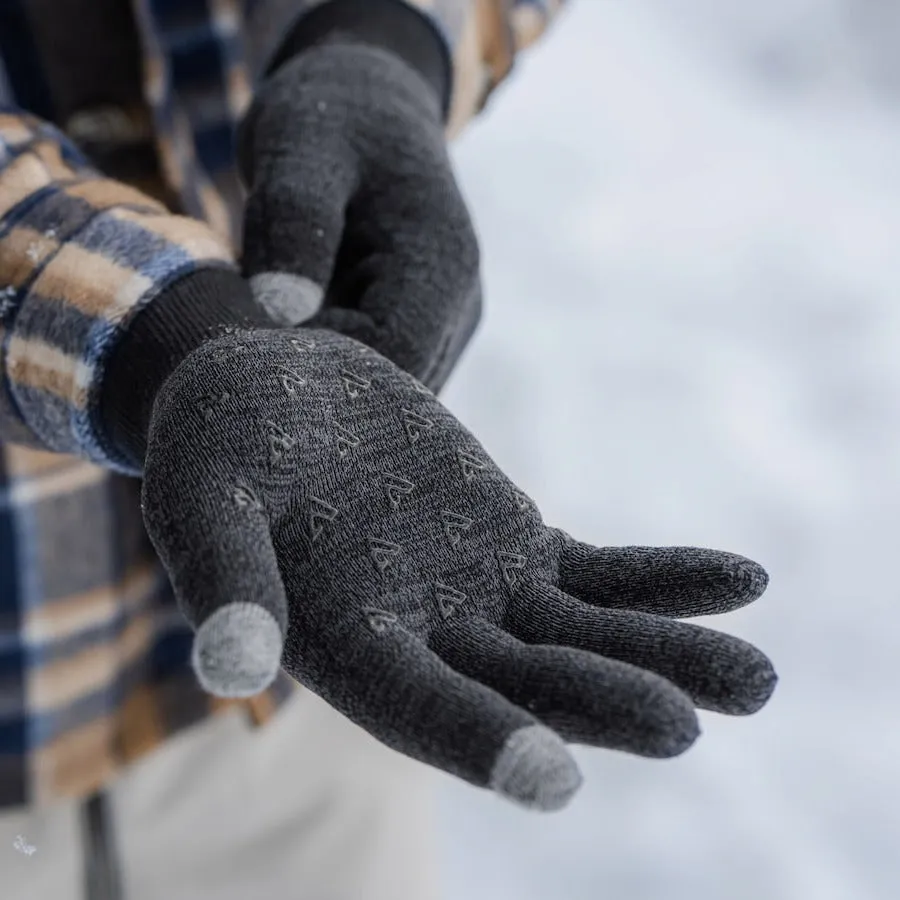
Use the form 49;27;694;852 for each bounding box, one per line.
141;465;288;698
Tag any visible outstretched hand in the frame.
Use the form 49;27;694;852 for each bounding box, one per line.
140;326;776;811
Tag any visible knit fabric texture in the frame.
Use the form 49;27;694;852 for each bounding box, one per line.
139;326;776;811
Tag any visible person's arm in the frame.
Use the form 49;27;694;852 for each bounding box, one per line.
0;109;271;473
247;0;570;139
434;0;572;137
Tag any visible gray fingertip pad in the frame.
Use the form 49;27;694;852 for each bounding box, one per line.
250;272;324;325
490;725;583;812
191;602;284;698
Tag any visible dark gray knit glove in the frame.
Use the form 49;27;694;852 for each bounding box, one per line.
138;325;776;812
238;9;480;393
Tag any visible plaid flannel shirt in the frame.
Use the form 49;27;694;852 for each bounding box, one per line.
0;0;565;811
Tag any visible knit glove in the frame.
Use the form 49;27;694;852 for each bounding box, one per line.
135;325;776;812
238;1;480;393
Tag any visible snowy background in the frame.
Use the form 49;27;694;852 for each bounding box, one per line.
434;2;900;899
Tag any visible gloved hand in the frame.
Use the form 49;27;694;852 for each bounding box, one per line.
237;1;481;393
136;324;776;812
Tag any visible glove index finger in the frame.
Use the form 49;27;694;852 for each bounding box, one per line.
301;617;583;812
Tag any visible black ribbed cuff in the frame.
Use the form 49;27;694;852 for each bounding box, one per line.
266;0;452;121
99;267;273;472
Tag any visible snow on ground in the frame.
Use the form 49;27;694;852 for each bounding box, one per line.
434;3;900;898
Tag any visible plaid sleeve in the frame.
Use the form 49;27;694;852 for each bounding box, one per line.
421;0;571;137
245;0;569;137
0;110;236;474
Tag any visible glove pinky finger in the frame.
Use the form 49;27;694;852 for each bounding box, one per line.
557;537;769;618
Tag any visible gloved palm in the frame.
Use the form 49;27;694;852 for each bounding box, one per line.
141;326;776;811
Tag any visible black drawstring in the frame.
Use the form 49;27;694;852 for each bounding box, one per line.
81;790;123;900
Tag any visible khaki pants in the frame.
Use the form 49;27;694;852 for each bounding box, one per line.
2;689;442;899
